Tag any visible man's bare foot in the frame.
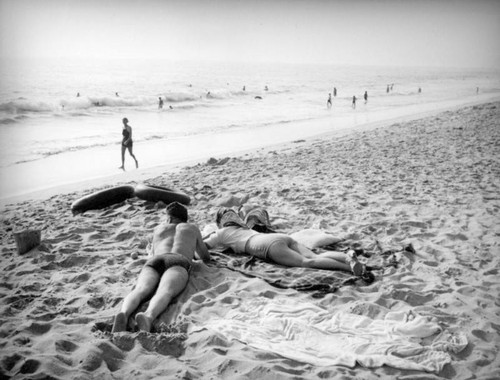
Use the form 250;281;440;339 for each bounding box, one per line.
118;166;125;170
135;312;152;332
112;312;127;333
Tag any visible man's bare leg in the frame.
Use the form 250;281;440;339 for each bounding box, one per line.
112;266;159;333
136;266;189;332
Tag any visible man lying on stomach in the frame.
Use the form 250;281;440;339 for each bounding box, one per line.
112;201;210;333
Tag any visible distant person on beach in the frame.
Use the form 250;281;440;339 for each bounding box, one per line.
327;93;332;109
476;87;479;94
386;85;390;94
265;85;269;91
333;87;337;97
77;92;80;97
204;208;366;276
418;87;422;93
243;86;246;91
112;202;210;333
364;91;368;104
119;117;139;170
158;97;164;109
352;96;357;109
115;92;119;97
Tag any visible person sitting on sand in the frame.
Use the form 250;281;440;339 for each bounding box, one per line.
112;202;210;333
119;117;139;170
204;208;365;275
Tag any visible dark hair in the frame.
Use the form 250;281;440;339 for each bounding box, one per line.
166;202;188;222
122;117;128;123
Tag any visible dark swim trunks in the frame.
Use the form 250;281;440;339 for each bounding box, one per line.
145;253;191;275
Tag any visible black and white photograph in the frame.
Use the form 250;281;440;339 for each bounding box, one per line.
1;0;499;378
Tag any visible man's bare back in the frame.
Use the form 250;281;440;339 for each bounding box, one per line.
112;202;210;333
153;222;209;263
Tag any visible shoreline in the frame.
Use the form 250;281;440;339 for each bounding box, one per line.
1;93;499;208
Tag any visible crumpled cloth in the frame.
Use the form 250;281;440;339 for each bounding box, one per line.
191;297;467;373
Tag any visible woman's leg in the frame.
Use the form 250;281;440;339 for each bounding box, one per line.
112;266;159;332
119;145;126;169
136;266;188;332
288;239;365;276
289;240;363;274
292;242;348;262
268;239;352;272
127;146;138;168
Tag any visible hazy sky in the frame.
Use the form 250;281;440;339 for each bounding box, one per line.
1;0;499;68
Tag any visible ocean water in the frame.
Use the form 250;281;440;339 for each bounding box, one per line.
1;58;499;199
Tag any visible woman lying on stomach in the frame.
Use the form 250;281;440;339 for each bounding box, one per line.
204;207;366;276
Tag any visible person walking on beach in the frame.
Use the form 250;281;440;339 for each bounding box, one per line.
364;91;368;104
327;93;332;109
119;117;139;170
112;202;210;333
352;95;357;109
158;97;164;109
204;208;366;276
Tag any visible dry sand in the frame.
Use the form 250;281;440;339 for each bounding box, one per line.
1;101;499;379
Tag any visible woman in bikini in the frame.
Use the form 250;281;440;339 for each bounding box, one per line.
119;117;139;170
204;208;365;276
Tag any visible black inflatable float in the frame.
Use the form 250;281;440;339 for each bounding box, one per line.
71;184;191;214
134;184;191;206
71;185;136;215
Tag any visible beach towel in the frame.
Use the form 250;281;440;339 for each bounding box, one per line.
191;297;467;372
208;250;379;297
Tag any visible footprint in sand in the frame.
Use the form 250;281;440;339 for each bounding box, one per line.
2;353;23;372
57;255;90;268
96;340;125;372
55;339;79;353
18;358;41;375
76;347;104;372
87;296;105;309
26;321;52;335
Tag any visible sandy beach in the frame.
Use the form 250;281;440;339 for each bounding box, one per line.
1;101;499;379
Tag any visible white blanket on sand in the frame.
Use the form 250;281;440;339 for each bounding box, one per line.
191;298;467;373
